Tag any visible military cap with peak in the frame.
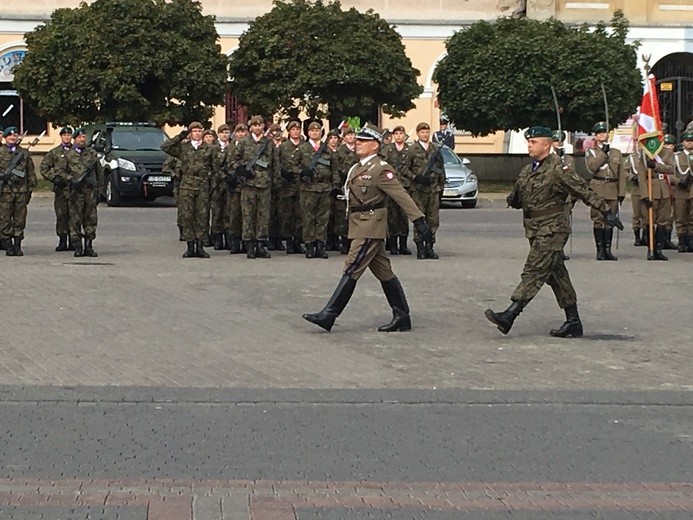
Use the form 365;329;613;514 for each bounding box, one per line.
552;130;567;142
663;134;676;145
187;121;203;131
524;126;553;139
72;127;86;137
592;121;608;133
248;115;264;126
286;120;301;131
355;122;384;143
59;126;73;135
416;122;430;132
682;130;693;141
4;126;18;135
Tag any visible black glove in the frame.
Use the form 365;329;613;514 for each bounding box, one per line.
601;143;610;154
618;195;625;204
235;164;254;179
300;168;314;184
414;174;432;186
54;177;67;189
506;190;521;209
646;159;657;169
603;209;624;230
413;217;433;244
329;187;341;199
630;175;639;186
680;175;692;189
178;129;189;140
280;169;294;181
641;197;654;209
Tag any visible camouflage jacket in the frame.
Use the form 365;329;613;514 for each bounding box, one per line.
236;134;276;189
0;144;37;193
299;140;340;193
277;138;306;193
381;142;410;189
66;146;105;195
161;136;216;190
336;143;358;185
401;140;445;194
40;144;72;184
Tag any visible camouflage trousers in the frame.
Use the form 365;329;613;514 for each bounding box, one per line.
178;186;209;241
209;183;229;234
241;185;270;240
300;190;331;243
227;190;242;237
269;187;283;239
174;185;183;229
0;190;29;240
69;187;98;241
329;198;347;237
511;233;577;309
54;186;71;236
411;190;440;240
631;193;644;230
277;188;302;239
387;197;409;237
674;196;692;235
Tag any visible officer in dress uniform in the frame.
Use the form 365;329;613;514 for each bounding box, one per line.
673;130;693;252
432;117;455;150
302;123;433;333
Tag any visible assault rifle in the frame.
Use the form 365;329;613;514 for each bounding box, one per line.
236;128;272;180
71;157;98;188
301;140;329;184
414;145;444;186
0;131;44;191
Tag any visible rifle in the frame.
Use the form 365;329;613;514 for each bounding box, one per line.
0;131;44;192
414;145;443;186
71;157;98;188
301;140;329;183
237;129;272;179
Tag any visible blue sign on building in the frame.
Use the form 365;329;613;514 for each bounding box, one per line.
0;50;26;78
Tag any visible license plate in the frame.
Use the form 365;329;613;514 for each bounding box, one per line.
443;189;457;197
147;176;171;183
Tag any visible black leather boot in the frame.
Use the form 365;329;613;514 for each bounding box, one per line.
640;228;649;248
687;233;693;253
594;228;605;260
285;238;297;254
5;238;16;256
326;234;339;251
245;240;256;259
212;232;224;250
305;241;315;259
484;300;525;335
398;235;412;255
633;229;641;247
415;240;426;259
315;240;328;259
663;230;677;250
202;233;212;247
0;238;8;251
83;239;98;257
549;304;583;338
228;236;241;254
73;238;84;258
294;237;306;254
182;240;195;258
255;239;271;259
275;237;285;251
649;226;668;261
12;238;23;257
267;237;277;251
378;277;412;332
196;239;210;258
340;236;350;255
603;227;617;261
56;235;68;252
425;241;439;260
387;237;399;255
302;275;357;332
678;235;687;253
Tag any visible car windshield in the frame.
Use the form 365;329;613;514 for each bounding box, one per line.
111;129;168;151
440;147;461;165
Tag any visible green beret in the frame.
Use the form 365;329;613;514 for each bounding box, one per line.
552;130;567;142
524;126;553;139
248;115;264;126
592;121;608;133
72;127;86;137
187;121;203;131
286;121;301;131
416;122;430;132
59;126;73;136
663;134;676;145
681;131;693;141
307;122;322;131
4;126;18;136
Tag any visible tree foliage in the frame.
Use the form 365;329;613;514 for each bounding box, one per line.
13;0;227;126
228;0;422;120
433;10;642;136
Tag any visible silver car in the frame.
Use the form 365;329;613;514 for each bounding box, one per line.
440;146;478;208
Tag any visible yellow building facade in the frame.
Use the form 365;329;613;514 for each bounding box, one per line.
1;0;692;152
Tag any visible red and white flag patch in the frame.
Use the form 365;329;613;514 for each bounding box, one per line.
385;171;394;179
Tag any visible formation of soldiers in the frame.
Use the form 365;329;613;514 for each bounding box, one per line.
160;118;446;260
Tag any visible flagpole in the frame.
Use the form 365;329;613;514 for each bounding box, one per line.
641;56;657;259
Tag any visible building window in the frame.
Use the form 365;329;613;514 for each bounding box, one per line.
225;89;247;128
0;82;48;136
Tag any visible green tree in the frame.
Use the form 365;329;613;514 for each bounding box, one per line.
13;0;227;126
228;0;422;121
433;10;642;136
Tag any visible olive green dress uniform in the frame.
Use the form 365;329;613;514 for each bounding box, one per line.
382;141;411;254
65;145;105;255
626;153;646;246
635;149;674;227
277;137;306;253
332;142;359;251
673;146;693;252
40;142;73;247
0;142;37;255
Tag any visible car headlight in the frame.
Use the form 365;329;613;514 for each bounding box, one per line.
120;176;134;182
117;158;137;171
466;174;478;183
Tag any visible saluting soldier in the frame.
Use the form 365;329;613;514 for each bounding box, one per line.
584;121;626;260
334;127;359;254
673;130;693;252
302;123;433;333
226;123;247;254
65;127;104;258
161;122;216;259
401;122;445;259
381;125;411;255
209;124;232;251
40;126;74;251
0;127;37;256
299;121;340;259
277;120;307;254
486;126;623;337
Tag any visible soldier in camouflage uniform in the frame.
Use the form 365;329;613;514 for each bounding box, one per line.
673;130;693;252
226;124;247;254
268;125;286;251
161;122;216;258
65;127;105;258
209;124;232;251
334;127;359;254
381;125;411;255
0;127;37;256
236;115;275;259
585;121;626;261
40;126;74;251
162;154;183;240
485;126;623;337
401;122;445;259
300;122;340;259
277;120;306;254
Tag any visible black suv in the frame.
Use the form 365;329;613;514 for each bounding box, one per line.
84;122;172;206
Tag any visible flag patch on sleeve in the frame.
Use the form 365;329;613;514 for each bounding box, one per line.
385;171;394;179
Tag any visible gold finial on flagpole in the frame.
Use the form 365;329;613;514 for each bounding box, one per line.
642;54;651;75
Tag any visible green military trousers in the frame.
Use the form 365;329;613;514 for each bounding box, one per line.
300;190;331;243
54;186;71;236
241;185;271;241
178;185;209;241
411;190;440;240
69;186;98;241
0;191;29;240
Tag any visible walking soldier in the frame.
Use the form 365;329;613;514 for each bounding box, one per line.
40;126;74;251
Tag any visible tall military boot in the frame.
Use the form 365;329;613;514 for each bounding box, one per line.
305;241;315;259
594;228;606;260
315;240;328;259
633;229;642;247
603;227;618;261
83;239;98;257
640;227;649;248
182;240;195;258
340;236;350;255
484;300;525;335
425;234;439;259
386;237;399;255
663;229;677;250
378;277;412;332
245;240;256;259
55;235;68;252
398;235;412;255
678;235;687;253
549;304;583;338
302;275;357;332
12;238;23;257
285;237;297;254
212;232;224;251
255;239;271;259
294;237;306;255
649;226;668;261
414;240;426;259
73;238;84;258
275;237;285;251
228;236;241;254
196;239;210;258
0;238;8;251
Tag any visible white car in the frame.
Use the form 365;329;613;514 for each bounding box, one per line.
440;146;478;208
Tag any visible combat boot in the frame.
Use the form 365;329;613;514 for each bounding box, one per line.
275;237;285;251
398;235;412;255
182;241;195;258
267;238;277;251
305;242;315;259
425;238;439;260
549;304;583;338
378;277;412;332
678;235;687;253
415;240;426;259
639;228;649;248
603;227;617;261
593;228;605;260
0;238;10;251
83;239;98;257
255;239;271;259
67;236;76;251
294;237;306;254
5;238;16;256
285;238;297;254
73;238;84;258
663;230;677;250
196;239;210;258
56;235;69;252
212;233;224;251
649;226;668;261
240;240;247;254
687;233;693;253
633;229;641;247
302;275;357;332
202;233;212;248
315;240;328;259
245;240;256;259
340;236;350;255
484;300;525;335
386;237;399;255
13;238;23;257
228;236;241;254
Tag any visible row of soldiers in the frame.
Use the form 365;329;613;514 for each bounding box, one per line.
160;117;446;260
0;126;104;257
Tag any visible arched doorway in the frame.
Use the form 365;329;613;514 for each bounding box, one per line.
651;52;693;144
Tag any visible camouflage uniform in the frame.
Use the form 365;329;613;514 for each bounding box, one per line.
277;137;306;253
66;145;104;251
40;142;73;244
332;142;358;252
268;140;285;250
162;155;183;239
223;139;244;253
0;143;37;254
209;142;231;249
381;141;410;254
